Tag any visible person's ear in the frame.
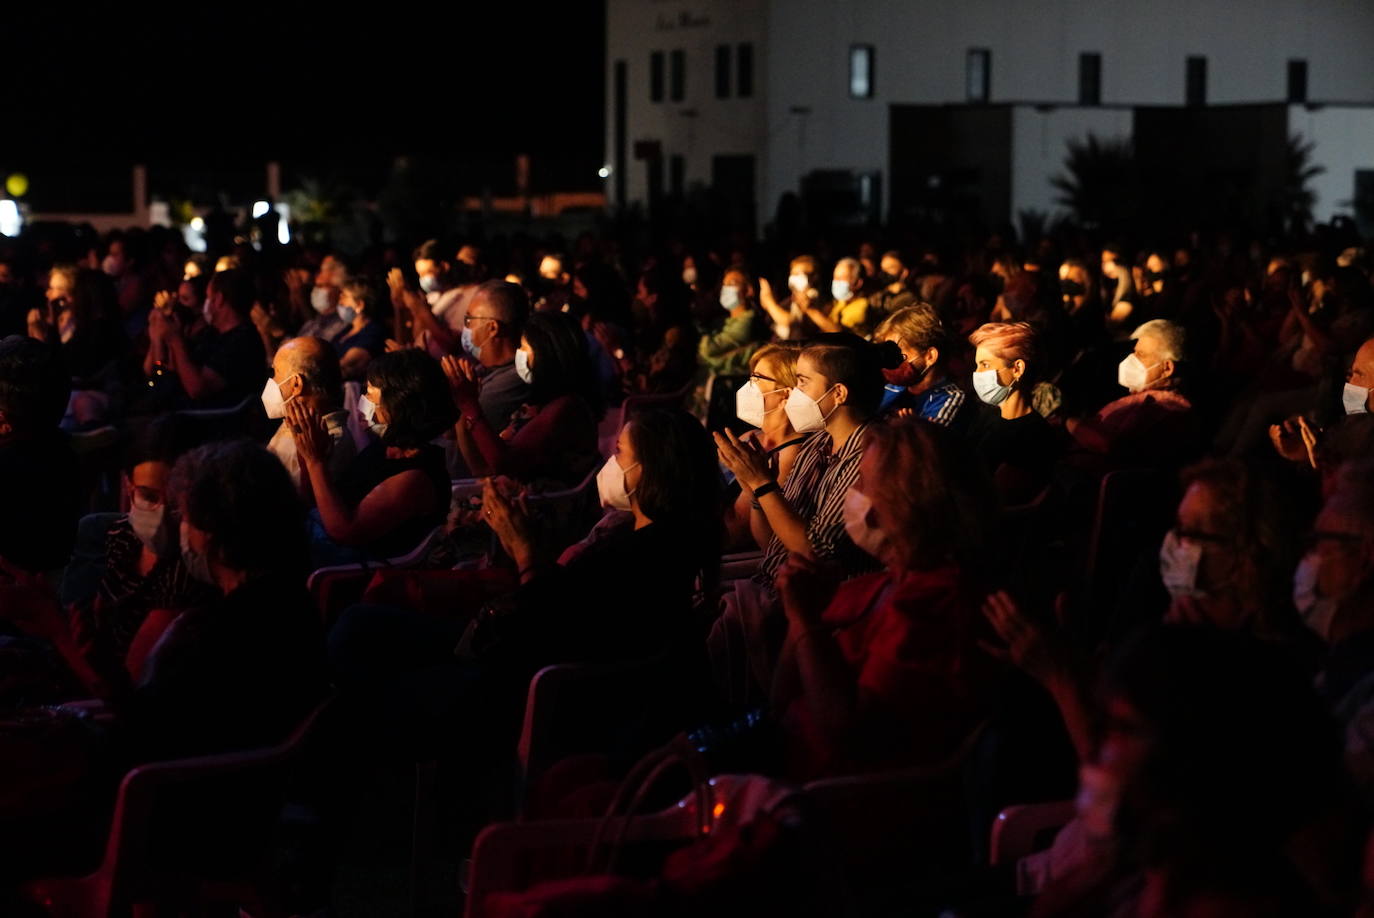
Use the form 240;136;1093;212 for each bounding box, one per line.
925;347;940;367
1160;358;1176;379
831;383;850;408
1012;359;1026;381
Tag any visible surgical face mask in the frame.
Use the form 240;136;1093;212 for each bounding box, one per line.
735;379;784;428
1118;353;1158;393
972;368;1014;406
102;254;125;277
337;304;357;324
260;373;299;420
842;488;887;561
460;326;483;360
310;287;334;314
202;298;215;325
180;526;216;586
128;504;172;556
515;348;534;384
596;454;640;511
788;273;809;294
831;279;852;302
682;267;698;286
1343;382;1370;416
419;274;439;294
784;384;838;433
1293;553;1338;642
1159;529;1206;600
719;285;741;310
359;394;388;439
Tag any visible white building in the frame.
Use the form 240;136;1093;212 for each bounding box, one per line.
605;0;1374;231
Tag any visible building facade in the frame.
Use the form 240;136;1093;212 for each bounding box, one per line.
606;0;1374;231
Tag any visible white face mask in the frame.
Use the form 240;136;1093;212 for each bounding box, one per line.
735;379;785;428
788;273;809;294
1343;382;1370;415
719;285;741;310
359;394;387;439
1293;553;1339;642
202;297;216;325
1118;353;1159;393
419;274;439;294
180;525;216;586
460;326;484;360
102;254;125;277
784;384;838;433
337;305;357;324
842;488;887;561
310;287;334;315
682;267;698;286
260;373;299;420
1159;529;1206;600
972;368;1014;406
596;454;640;511
128;503;172;556
831;279;851;302
515;348;534;384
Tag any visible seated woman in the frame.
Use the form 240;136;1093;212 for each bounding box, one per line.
29;264;125;429
712;333;903;699
289;348;455;566
723;342;806;550
55;417;215;691
771;419;1002;780
695;267;768;417
334;275;390;381
327;406;721;754
967;321;1063;505
442;310;602;488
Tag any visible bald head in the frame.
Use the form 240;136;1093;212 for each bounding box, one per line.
275;335;342;409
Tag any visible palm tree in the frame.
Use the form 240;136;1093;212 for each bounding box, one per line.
1051;134;1139;230
1279;133;1324;232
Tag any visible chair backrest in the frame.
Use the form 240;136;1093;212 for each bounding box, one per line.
515;656;679;812
1082;467;1175;621
174;395;263;441
92;696;334;912
988;799;1077;867
305;524;447;594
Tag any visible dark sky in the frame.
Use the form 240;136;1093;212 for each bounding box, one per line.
7;3;605;200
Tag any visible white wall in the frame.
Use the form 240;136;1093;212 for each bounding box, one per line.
1010;107;1134;222
1289;105;1374;223
605;0;769;212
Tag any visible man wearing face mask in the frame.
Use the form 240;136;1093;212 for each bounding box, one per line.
873;305;969;431
757;255;822;341
295;253;350;344
389;239;476;359
149;268;266;409
1295;467;1374;676
452;280;532;436
804;257;874;337
866;250;918;319
263;336;356;493
1068;319;1194;466
533;253;574;314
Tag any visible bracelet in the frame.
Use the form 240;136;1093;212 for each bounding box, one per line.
751;480;781;501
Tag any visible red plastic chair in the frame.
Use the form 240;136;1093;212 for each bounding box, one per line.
24;696;334;918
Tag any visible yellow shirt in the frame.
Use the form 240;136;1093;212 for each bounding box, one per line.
827;295;873;337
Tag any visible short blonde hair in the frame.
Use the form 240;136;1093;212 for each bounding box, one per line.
874;304;943;352
750;341;802;388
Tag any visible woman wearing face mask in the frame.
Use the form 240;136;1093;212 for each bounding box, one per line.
326;407;721;754
770;420;1002;779
757;255;822;341
334;275;390;381
441;311;602;487
967;321;1062;504
289;348;456;566
874;304;969;431
724;343;805;549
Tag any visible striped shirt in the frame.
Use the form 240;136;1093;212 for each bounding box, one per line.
880;378;967;428
755;420;880;587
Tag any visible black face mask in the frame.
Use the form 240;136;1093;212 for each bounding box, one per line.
987;273;1006;296
1061;279;1086;297
1144;270;1167;284
872;271;893;289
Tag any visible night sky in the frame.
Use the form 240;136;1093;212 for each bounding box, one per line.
6;3;606;206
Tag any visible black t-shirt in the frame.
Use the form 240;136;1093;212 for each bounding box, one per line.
189;322;266;408
969;407;1061;505
342;441;450;559
0;429;80;573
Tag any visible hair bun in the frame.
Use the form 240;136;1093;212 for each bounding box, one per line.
873;337;905;371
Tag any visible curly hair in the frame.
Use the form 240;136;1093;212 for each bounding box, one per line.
173;439;306;577
365;349;458;449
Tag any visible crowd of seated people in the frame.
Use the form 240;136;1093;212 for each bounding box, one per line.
4;215;1374;915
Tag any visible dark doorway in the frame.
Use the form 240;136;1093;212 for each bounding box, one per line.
711;154;756;235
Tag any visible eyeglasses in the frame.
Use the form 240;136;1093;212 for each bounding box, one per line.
463;314;501;327
128;481;165;512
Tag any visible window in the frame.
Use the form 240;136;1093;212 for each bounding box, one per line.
670;49;686;102
1079;52;1101;105
1186;55;1207;106
967;48;991;103
715;45;731;98
849;44;874;99
737;43;754;98
1288;59;1308;103
650;51;664;103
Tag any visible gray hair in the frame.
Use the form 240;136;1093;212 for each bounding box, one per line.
835;256;864;281
1132;319;1185;362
